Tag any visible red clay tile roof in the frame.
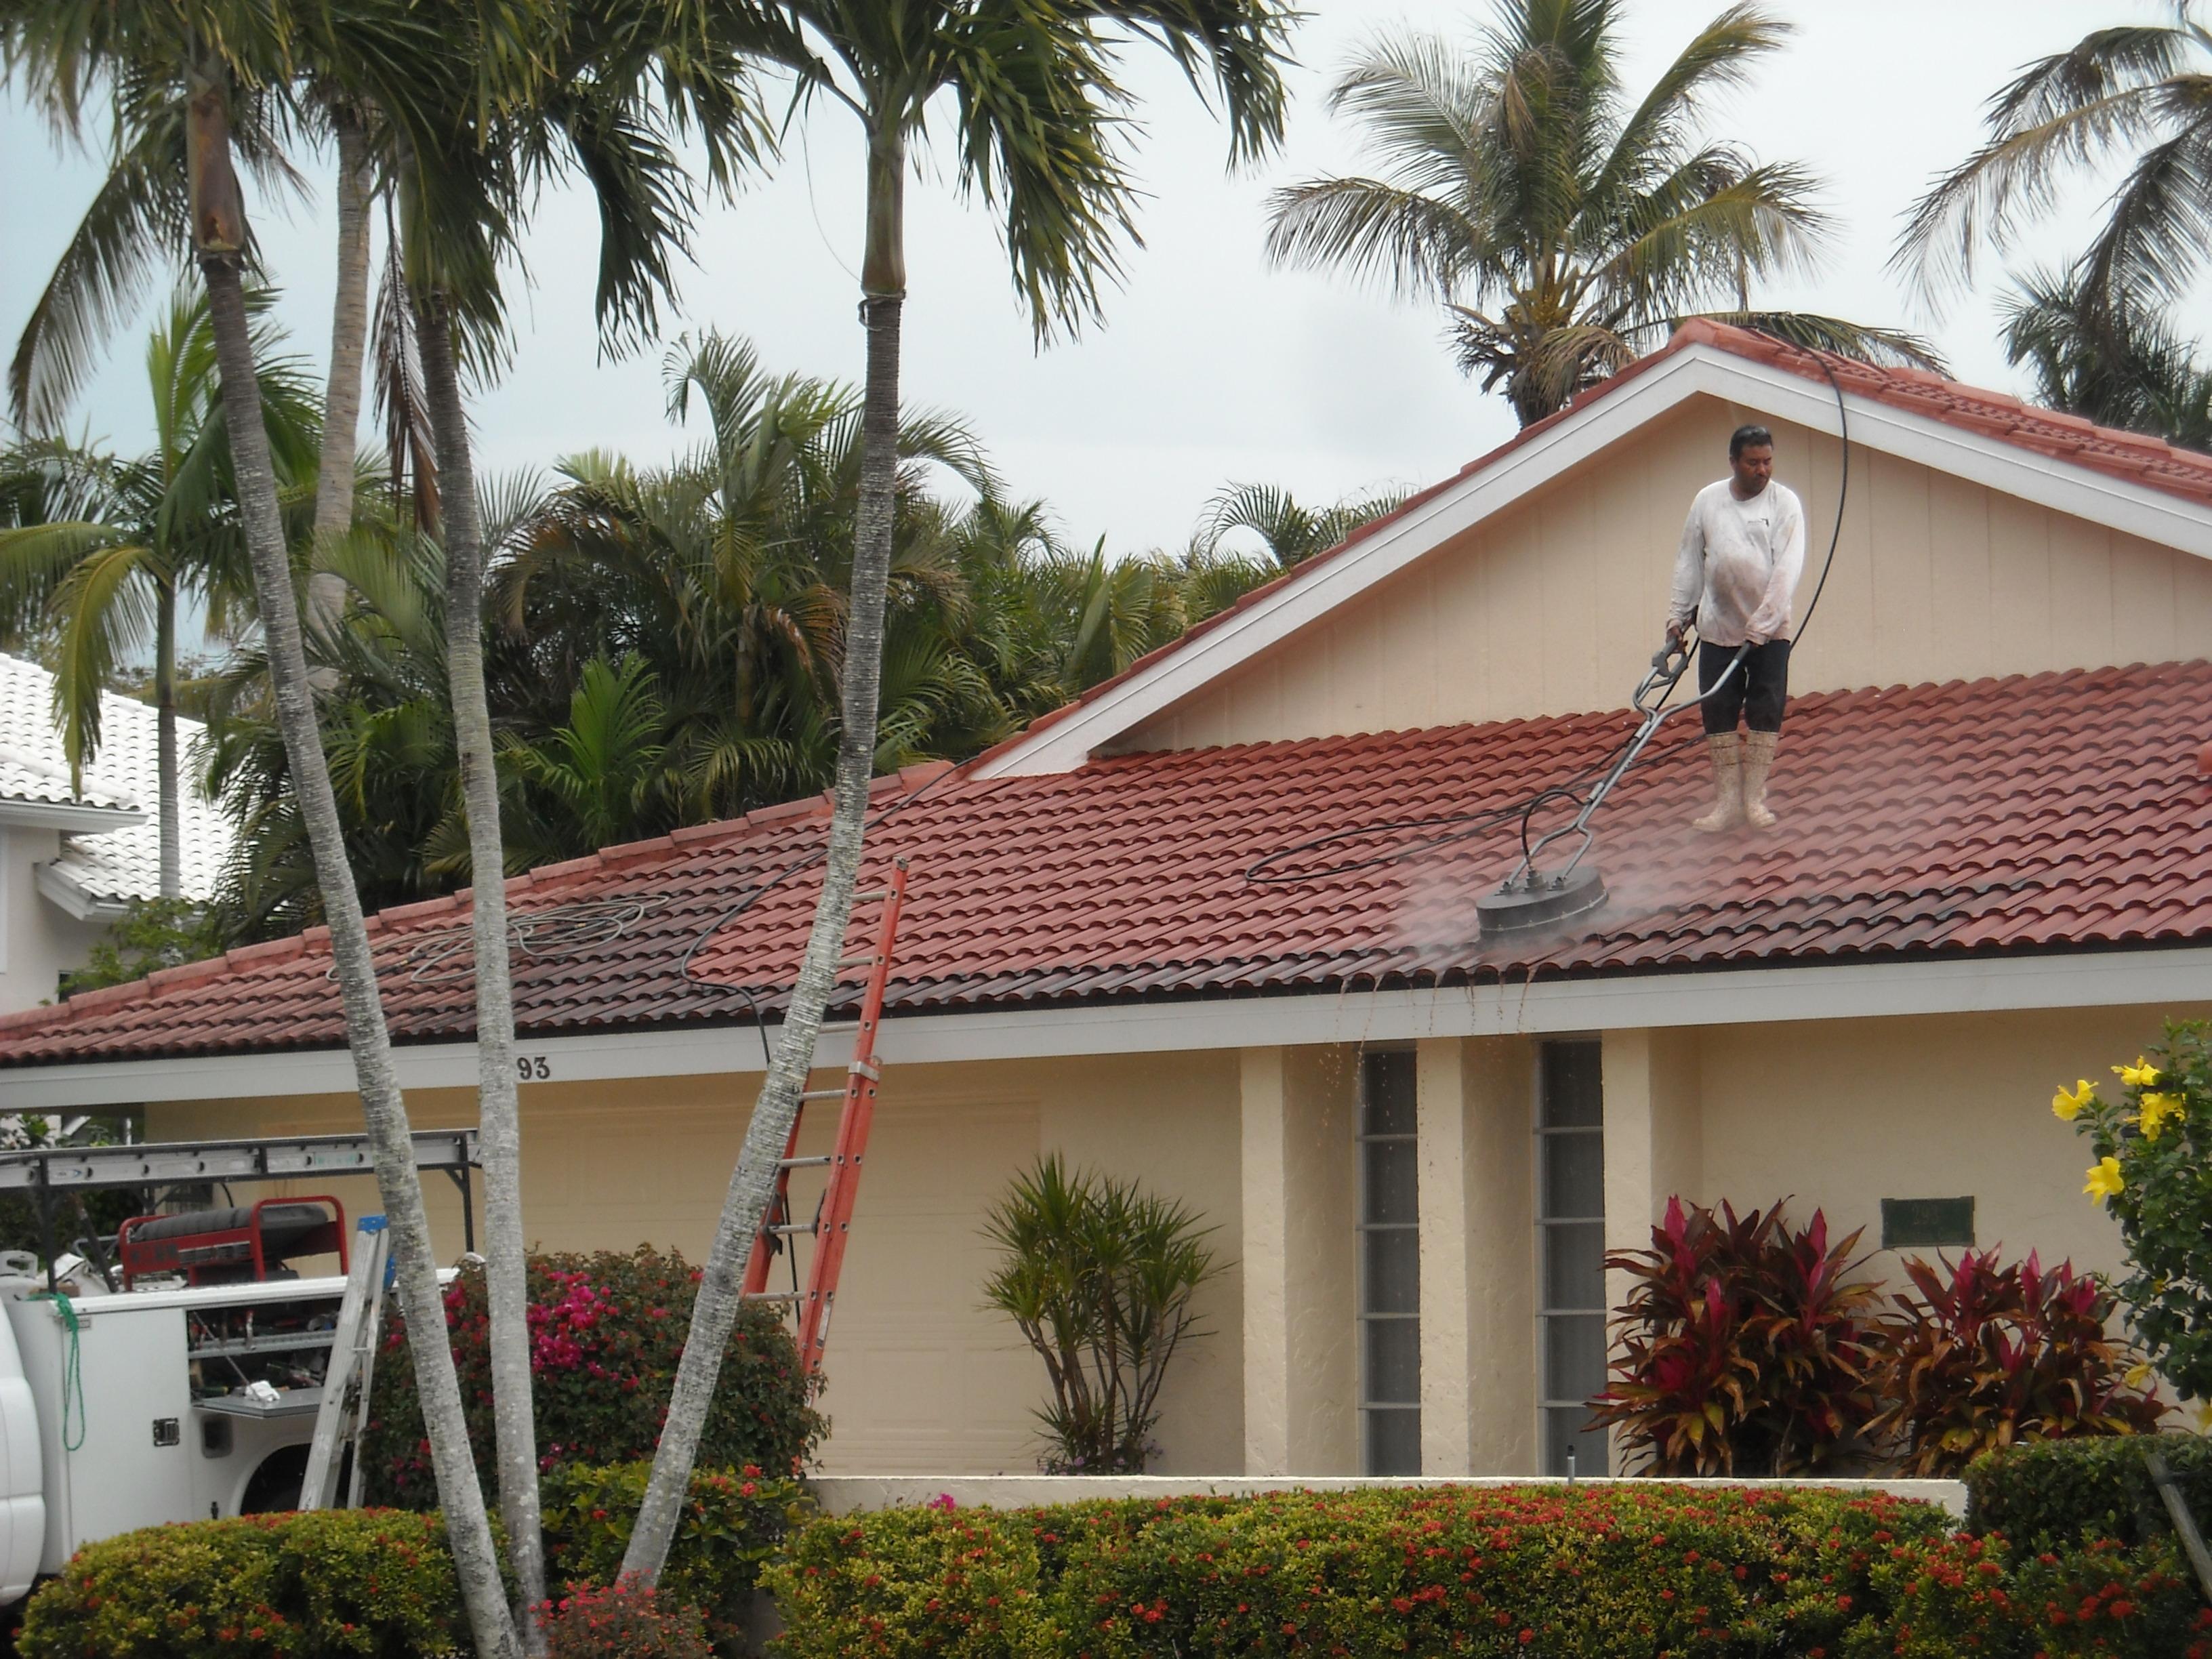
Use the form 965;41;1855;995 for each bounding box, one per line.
1673;320;2212;509
985;320;2212;769
4;661;2208;1068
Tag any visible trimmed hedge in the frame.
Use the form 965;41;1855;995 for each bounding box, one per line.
15;1463;801;1659
363;1248;824;1507
764;1485;2212;1659
768;1485;1958;1657
1965;1433;2212;1549
16;1509;479;1658
1870;1529;2208;1658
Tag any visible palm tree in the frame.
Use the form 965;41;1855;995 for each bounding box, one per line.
1197;480;1408;570
1999;270;2212;451
504;332;1007;815
1;7;521;1654
1266;1;1940;428
0;287;319;899
9;22;380;629
1895;6;2212;324
375;9;776;1624
619;0;1296;1582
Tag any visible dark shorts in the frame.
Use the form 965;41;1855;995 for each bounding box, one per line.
1700;638;1791;734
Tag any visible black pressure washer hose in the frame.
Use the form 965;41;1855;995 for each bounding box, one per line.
1244;337;1854;890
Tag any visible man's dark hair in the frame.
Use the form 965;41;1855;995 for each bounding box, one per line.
1729;424;1774;459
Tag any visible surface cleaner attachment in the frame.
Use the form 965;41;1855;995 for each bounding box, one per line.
1475;638;1746;941
1475;860;1609;937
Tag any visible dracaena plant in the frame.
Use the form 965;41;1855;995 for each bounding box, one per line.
1866;1247;2167;1477
1591;1196;1885;1475
981;1155;1221;1475
2051;1019;2212;1404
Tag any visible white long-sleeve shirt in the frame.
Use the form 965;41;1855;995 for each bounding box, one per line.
1667;478;1807;646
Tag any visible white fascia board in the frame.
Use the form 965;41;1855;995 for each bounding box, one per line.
33;861;130;922
1689;354;2212;558
5;944;2207;1111
974;349;1718;778
0;799;144;834
979;346;2212;779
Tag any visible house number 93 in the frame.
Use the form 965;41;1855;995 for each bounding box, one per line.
516;1056;552;1081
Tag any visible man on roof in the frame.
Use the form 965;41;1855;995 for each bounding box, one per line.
1665;422;1806;832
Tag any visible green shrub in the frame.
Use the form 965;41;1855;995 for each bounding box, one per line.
768;1486;2212;1659
1868;1529;2212;1658
1965;1433;2212;1548
16;1509;474;1658
771;1501;1064;1658
362;1247;825;1507
2053;1021;2212;1400
542;1460;808;1653
765;1484;1955;1658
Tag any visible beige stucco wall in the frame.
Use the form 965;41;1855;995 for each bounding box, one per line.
1120;396;2212;750
146;1050;1247;1477
1689;1004;2212;1289
1449;1000;2212;1474
137;993;2208;1481
0;826;106;1017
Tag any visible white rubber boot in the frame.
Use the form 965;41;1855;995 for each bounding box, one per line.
1741;730;1778;830
1693;733;1744;833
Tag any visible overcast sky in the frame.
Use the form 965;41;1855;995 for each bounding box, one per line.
4;1;2204;559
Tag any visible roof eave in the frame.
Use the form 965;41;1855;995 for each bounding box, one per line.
2;939;2205;1110
0;798;146;834
34;859;135;922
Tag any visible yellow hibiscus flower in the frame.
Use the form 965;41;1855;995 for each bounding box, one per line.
2115;1057;2160;1087
2084;1157;2125;1200
2053;1080;2098;1120
2138;1092;2186;1141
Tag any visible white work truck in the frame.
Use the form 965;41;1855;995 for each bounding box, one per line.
0;1128;481;1611
0;1265;352;1605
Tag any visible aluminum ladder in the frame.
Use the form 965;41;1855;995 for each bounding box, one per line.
299;1214;392;1509
741;859;909;1375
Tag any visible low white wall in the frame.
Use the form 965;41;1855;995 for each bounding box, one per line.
810;1472;1967;1519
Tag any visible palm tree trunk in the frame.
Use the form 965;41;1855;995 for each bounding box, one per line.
308;104;373;636
184;57;520;1659
154;575;180;901
415;285;547;1639
620;125;909;1583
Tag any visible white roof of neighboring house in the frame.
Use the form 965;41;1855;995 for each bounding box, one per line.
0;652;230;915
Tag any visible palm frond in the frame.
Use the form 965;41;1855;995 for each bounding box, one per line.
8;105;190;432
1264;176;1483;300
1691;311;1949;375
1586;3;1790;219
1893;22;2197;298
2073;91;2212;310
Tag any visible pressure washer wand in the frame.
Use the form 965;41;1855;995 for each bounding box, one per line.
1475;637;1750;937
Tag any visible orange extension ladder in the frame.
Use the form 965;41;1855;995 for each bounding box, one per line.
741;858;909;1375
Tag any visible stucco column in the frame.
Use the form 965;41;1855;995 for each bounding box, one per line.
1413;1037;1540;1476
1466;1037;1538;1473
1416;1039;1472;1473
1600;1027;1702;1473
1241;1047;1295;1476
1239;1045;1357;1476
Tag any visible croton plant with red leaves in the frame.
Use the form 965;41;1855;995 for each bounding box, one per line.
1589;1196;1887;1475
1866;1246;2167;1476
